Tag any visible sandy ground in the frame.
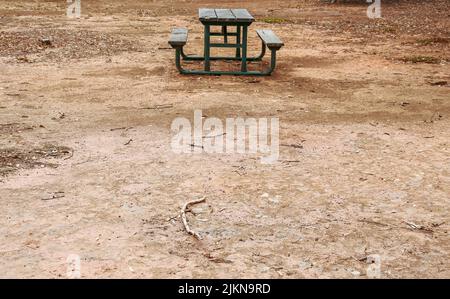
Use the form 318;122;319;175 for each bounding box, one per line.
0;0;449;278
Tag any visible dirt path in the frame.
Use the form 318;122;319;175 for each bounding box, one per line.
0;0;449;278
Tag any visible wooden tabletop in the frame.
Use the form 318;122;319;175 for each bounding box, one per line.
199;8;254;23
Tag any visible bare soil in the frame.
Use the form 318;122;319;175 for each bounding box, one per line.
0;0;449;278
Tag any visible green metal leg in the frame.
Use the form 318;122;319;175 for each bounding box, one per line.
180;39;266;62
174;47;183;74
204;24;210;71
222;26;228;44
267;49;277;75
258;41;266;61
241;25;248;72
174;45;279;76
236;26;241;58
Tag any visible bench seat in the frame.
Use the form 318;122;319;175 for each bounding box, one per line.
169;28;188;48
256;29;284;50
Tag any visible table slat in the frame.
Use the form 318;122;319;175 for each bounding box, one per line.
199;8;254;23
215;9;236;21
199;8;217;21
231;9;254;22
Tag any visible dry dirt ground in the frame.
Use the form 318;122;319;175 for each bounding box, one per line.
0;0;449;278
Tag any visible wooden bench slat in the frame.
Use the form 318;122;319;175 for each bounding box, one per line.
199;8;217;21
231;9;254;22
256;29;284;49
169;28;188;47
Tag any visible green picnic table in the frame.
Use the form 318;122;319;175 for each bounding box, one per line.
168;8;284;76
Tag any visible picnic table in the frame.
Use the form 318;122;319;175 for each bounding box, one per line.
168;8;284;76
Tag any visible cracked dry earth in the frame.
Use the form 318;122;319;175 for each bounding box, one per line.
0;0;449;278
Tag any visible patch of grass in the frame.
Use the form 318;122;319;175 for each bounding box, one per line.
260;17;291;24
0;144;72;177
416;37;449;46
400;56;442;64
381;26;396;34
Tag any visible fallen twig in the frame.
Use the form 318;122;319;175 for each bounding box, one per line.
111;127;127;131
167;214;179;222
357;218;389;227
181;197;206;240
124;139;133;146
428;80;447;86
358;218;434;234
404;221;433;233
140;104;173;110
281;143;303;149
64;149;74;160
41;191;65;201
110;126;133;131
203;253;233;264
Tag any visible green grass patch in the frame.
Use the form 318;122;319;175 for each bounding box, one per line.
400;56;442;64
381;26;396;34
260;17;291;24
416;37;449;46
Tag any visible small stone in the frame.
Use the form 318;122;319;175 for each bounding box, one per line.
299;260;313;270
268;197;280;204
39;37;53;46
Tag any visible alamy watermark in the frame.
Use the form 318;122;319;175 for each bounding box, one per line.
366;254;382;278
66;254;81;278
67;0;81;18
171;110;279;164
367;0;381;19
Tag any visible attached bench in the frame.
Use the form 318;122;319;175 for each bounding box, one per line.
255;29;284;75
168;28;190;74
168;28;188;48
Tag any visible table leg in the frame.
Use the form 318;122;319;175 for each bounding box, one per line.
241;25;248;72
204;24;211;71
236;25;241;58
222;26;228;44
